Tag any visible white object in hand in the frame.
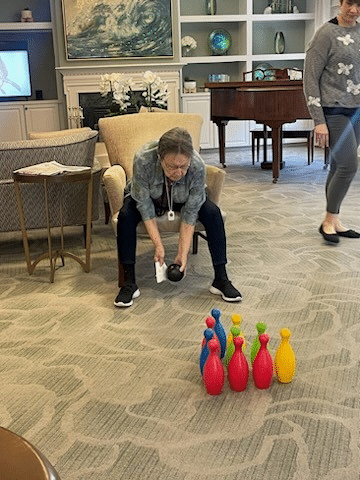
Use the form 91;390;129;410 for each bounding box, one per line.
155;261;168;283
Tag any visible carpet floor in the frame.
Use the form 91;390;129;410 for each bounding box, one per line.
1;145;360;480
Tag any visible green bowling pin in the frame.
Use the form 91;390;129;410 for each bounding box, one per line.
225;326;241;366
250;322;267;364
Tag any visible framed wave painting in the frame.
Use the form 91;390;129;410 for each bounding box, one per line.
62;0;174;59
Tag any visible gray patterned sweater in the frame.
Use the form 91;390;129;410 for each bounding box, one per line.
304;19;360;126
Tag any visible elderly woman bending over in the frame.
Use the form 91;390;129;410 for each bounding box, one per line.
114;127;242;307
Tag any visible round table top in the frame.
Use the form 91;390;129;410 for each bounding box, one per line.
0;427;59;480
13;169;92;184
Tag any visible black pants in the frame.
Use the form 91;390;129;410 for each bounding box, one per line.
117;196;227;266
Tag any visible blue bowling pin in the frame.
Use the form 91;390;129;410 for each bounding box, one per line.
211;308;226;359
200;328;214;375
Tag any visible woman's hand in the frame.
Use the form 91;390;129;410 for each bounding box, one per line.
314;123;329;149
174;253;187;272
154;244;165;265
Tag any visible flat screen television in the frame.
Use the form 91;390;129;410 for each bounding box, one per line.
0;41;31;100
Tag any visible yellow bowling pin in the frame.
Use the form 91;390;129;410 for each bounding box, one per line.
227;314;246;350
274;328;295;383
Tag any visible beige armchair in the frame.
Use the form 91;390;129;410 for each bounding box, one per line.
99;112;226;286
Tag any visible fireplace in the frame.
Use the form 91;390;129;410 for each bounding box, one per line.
58;67;181;129
78;92;167;130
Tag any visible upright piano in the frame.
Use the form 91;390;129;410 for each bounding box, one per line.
205;80;311;182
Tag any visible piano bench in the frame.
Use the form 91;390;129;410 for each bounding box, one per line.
251;128;315;166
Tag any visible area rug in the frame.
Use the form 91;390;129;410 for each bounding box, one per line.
1;145;360;480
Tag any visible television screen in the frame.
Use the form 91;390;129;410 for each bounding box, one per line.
0;49;31;98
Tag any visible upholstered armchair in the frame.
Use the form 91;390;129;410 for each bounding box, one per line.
0;129;101;234
99;112;226;286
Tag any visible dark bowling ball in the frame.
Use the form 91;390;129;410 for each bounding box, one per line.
166;263;184;282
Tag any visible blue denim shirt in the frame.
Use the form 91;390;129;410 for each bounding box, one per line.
129;140;206;225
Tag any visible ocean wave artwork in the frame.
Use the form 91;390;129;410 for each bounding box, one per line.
63;0;173;59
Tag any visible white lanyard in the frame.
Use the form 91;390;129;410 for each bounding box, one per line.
165;178;175;221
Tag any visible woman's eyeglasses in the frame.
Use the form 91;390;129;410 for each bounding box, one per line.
163;162;190;173
160;156;190;173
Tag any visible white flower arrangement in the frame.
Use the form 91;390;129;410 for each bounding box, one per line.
99;71;168;113
141;70;169;110
99;73;133;112
181;36;197;51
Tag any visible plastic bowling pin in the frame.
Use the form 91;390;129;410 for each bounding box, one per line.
225;326;241;366
203;338;225;395
274;328;296;383
250;322;267;364
202;317;221;356
200;329;214;375
211;308;226;359
228;337;249;392
227;314;246;350
252;333;273;389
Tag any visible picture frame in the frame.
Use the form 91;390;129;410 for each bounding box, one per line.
61;0;174;60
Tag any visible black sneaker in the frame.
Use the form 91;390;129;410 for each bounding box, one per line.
209;280;242;302
114;284;140;307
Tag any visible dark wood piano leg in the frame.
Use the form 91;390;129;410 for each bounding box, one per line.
260;124;272;168
271;124;282;183
263;124;267;163
216;120;228;168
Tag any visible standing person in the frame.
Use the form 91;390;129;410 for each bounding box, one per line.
304;0;360;243
114;127;242;307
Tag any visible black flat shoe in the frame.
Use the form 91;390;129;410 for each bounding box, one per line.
319;224;339;243
336;229;360;238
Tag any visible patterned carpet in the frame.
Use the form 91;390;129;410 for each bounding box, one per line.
1;145;360;480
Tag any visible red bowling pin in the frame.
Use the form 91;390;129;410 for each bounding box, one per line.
203;338;225;395
227;337;249;392
201;316;221;355
252;333;273;389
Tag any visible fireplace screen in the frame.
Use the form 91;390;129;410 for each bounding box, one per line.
62;0;173;59
78;93;167;129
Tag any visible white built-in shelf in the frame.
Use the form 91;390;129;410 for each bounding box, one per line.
180;15;247;23
253;13;315;21
181;55;247;64
179;0;316;149
0;22;53;31
252;53;306;61
180;13;314;23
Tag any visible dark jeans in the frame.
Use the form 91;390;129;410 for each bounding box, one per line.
324;108;360;214
117;196;227;266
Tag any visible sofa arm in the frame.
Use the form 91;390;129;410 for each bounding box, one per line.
103;165;127;226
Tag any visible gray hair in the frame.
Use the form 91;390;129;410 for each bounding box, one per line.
158;127;194;160
340;0;360;5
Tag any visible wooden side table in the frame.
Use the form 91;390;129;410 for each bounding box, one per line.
13;169;93;283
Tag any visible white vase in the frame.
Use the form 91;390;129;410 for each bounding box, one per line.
182;47;193;57
184;81;197;93
205;0;217;15
274;32;285;54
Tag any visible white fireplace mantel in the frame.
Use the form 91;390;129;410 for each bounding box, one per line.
57;64;182;127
